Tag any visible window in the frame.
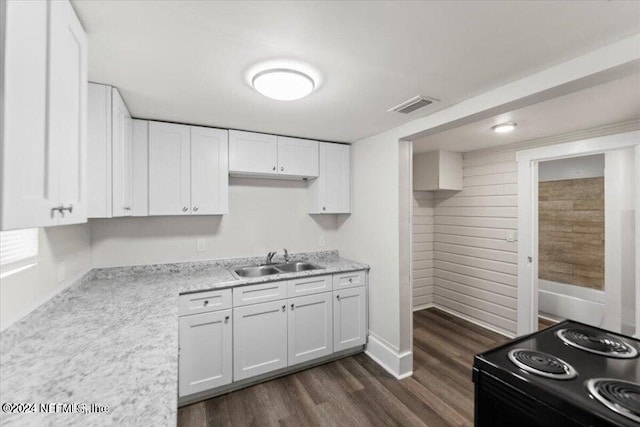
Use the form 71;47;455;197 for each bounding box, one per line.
0;228;39;278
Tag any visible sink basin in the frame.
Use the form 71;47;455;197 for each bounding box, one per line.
232;265;281;278
274;262;324;273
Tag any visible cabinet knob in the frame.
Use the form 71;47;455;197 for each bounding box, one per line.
272;166;276;171
225;316;230;322
291;303;294;310
193;207;199;212
124;206;131;211
348;278;353;283
336;295;340;300
280;167;284;171
182;207;188;212
203;300;209;306
282;305;286;312
322;207;326;211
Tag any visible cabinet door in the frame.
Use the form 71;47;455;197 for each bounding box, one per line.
148;121;191;215
233;300;288;381
179;309;232;397
47;0;88;226
288;293;332;365
87;83;112;218
111;88;132;217
333;287;366;351
190;127;228;215
277;137;318;178
229;130;278;176
309;143;350;214
131;120;149;216
1;0;54;229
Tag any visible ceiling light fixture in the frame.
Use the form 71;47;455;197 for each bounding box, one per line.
492;122;517;133
252;69;315;101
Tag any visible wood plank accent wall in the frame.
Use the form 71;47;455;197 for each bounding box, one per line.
413;191;434;309
433;150;518;336
538;177;604;290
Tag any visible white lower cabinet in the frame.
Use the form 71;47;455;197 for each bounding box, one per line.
333;286;367;352
233;300;288;381
179;309;233;397
288;293;333;365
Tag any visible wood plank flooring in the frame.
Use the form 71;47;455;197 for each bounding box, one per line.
177;308;508;427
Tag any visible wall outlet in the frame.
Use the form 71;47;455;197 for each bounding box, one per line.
196;238;206;252
318;234;326;247
57;261;66;283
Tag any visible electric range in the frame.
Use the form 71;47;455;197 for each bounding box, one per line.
473;320;640;426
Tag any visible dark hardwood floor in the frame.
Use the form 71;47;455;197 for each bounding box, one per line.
177;308;508;427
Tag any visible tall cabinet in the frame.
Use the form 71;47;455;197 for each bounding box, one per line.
1;0;87;230
148;122;228;215
309;143;351;214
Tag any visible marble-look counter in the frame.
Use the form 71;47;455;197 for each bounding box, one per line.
0;251;368;427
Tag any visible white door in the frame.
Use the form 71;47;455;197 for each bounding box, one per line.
47;0;88;226
149;121;191;215
178;309;233;397
111;88;132;217
233;300;288;381
277;137;319;178
288;293;333;365
333;287;366;351
190;127;229;215
229;130;278;175
1;0;54;229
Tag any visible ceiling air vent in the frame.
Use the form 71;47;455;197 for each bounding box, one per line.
388;95;438;114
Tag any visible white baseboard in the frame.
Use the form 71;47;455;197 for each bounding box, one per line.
427;304;516;339
412;302;435;312
365;334;413;379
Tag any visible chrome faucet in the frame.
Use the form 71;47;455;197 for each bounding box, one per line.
283;248;290;263
266;251;276;265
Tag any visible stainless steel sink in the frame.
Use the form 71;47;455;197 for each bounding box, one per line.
230;261;324;279
231;265;281;278
274;262;324;273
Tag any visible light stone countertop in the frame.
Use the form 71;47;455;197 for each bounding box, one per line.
0;251;368;427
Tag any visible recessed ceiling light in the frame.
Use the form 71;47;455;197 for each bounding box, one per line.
492;122;517;133
252;69;315;101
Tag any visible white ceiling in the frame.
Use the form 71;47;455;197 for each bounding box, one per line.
414;72;640;153
72;1;640;143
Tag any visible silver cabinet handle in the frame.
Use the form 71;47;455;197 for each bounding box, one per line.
51;205;64;218
280;166;284;171
224;315;230;322
282;305;286;312
348;278;353;283
62;205;73;214
322;207;326;211
193;207;199;212
182;207;188;212
336;295;340;300
124;206;131;211
272;166;276;171
291;303;294;310
203;300;209;306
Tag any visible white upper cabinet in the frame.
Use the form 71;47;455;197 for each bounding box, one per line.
229;130;318;179
277;137;318;178
149;122;191;216
229;130;278;176
190;127;229;215
309;143;351;214
111;88;133;217
413;150;463;191
87;84;133;218
130;120;149;217
1;0;87;230
148;122;228;216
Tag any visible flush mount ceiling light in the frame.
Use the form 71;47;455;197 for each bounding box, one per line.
252;69;315;101
492;122;517;133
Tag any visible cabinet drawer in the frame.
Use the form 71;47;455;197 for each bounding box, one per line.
179;289;231;316
287;275;331;298
332;270;366;290
233;281;287;306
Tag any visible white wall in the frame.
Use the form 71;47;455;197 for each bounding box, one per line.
91;178;341;267
0;224;92;331
538;153;604;181
412;191;434;309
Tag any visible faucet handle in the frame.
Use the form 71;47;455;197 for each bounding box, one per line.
283;248;289;262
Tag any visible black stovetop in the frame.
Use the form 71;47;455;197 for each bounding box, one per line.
474;320;640;426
